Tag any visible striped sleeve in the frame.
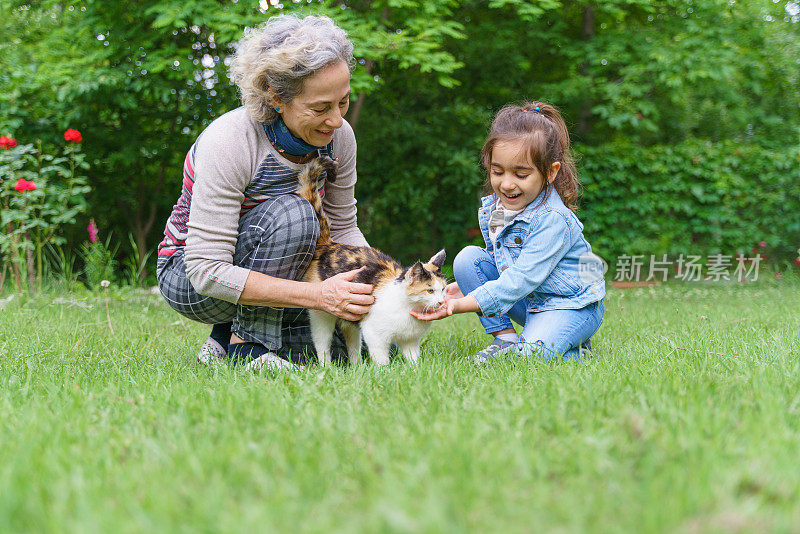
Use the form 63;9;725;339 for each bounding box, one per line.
184;113;256;303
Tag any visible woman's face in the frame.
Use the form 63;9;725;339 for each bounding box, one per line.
278;61;351;147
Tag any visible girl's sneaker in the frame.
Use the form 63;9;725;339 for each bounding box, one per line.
473;339;593;363
578;339;593;359
472;338;518;364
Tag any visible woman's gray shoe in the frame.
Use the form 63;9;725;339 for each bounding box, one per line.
472;338;518;364
243;351;297;371
197;337;227;367
228;342;297;371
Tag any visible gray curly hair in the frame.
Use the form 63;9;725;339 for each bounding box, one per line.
230;14;355;123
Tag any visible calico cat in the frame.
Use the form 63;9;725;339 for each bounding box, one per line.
296;157;446;366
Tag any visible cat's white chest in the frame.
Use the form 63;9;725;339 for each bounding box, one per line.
361;283;431;344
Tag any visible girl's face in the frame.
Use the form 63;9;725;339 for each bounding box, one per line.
277;61;351;147
489;139;559;210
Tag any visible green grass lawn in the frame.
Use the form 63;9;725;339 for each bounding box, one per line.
1;279;799;533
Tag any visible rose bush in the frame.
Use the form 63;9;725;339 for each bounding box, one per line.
0;129;91;291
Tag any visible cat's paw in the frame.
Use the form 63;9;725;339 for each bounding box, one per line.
402;348;420;364
371;355;391;366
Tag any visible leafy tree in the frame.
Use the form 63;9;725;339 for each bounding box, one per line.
0;0;469;277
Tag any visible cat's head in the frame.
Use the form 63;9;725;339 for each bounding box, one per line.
403;249;447;312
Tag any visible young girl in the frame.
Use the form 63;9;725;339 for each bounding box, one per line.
413;101;605;362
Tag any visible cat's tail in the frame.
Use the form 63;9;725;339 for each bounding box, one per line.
296;156;337;246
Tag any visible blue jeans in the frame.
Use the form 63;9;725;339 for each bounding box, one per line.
453;246;605;361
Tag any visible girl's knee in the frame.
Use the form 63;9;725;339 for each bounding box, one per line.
453;246;488;277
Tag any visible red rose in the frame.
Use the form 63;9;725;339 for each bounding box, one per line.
794;257;800;267
13;179;37;192
64;128;82;143
0;135;17;149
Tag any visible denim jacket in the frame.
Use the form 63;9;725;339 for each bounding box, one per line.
469;190;605;317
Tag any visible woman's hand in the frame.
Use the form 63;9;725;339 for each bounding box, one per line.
316;267;375;321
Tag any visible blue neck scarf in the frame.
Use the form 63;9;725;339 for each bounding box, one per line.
263;117;325;157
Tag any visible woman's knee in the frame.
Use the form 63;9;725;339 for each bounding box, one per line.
241;195;320;247
234;195;321;278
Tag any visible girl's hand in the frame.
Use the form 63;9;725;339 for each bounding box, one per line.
317;267;375;321
409;303;450;322
409;283;462;321
410;295;480;321
446;282;464;299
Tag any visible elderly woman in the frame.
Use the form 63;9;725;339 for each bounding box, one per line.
156;15;374;370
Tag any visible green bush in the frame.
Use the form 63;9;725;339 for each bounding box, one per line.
578;140;800;267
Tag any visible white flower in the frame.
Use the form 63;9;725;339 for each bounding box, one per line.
100;280;110;288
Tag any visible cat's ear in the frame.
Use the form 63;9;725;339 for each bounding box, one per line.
409;261;426;279
427;249;446;270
